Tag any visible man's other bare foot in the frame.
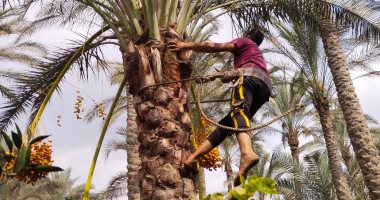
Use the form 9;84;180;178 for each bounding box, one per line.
233;153;259;187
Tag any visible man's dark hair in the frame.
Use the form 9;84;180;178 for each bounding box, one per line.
246;29;264;46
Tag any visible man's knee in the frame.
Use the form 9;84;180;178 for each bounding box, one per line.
207;128;228;147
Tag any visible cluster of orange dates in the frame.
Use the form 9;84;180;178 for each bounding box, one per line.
0;141;53;184
194;117;221;170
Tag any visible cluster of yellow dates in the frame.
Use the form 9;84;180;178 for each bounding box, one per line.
194;117;221;170
61;90;107;125
0;142;53;184
74;90;84;119
97;103;107;120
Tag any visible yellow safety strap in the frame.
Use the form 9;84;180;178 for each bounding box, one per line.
239;109;251;128
230;112;239;128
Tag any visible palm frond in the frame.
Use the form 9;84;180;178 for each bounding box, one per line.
83;95;127;123
0;27;110;131
298;137;325;156
230;0;380;41
101;170;128;199
303;152;335;200
347;43;380;71
104;138;128;159
16;1;103;41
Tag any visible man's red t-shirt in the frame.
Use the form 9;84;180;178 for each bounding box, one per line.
231;38;267;73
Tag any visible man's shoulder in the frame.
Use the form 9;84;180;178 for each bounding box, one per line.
232;37;251;43
231;38;255;50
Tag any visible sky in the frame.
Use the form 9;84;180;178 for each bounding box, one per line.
2;8;380;200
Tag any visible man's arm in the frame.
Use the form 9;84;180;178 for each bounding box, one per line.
168;40;236;53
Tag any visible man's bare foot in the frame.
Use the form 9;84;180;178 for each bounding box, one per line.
184;158;195;167
233;152;259;187
183;153;197;168
179;157;198;176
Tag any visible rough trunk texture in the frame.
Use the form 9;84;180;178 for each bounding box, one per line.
126;85;141;200
341;143;353;168
123;32;196;199
134;73;196;200
314;97;353;200
320;26;380;200
225;160;233;192
198;167;207;198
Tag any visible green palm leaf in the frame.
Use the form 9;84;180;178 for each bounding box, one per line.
13;144;31;173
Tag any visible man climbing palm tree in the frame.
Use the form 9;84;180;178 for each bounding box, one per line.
169;28;272;186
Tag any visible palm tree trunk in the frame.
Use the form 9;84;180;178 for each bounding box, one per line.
124;35;196;199
314;96;353;200
320;26;380;200
340;143;352;168
288;132;299;159
225;160;233;192
126;84;141;200
198;167;207;198
133;66;196;200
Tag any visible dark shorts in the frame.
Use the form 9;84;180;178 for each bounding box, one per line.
207;76;271;147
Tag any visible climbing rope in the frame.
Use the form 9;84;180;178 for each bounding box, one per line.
137;76;213;94
195;82;304;133
138;73;304;132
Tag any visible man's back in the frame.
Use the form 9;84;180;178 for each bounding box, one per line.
231;37;267;73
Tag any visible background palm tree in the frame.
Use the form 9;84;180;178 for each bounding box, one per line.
0;168;102;200
270;15;380;199
84;63;141;199
263;73;318;159
331;109;371;200
229;1;380;198
0;8;46;102
267;19;354;199
251;146;339;200
0;9;46;66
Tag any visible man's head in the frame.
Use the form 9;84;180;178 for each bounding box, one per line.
245;29;264;46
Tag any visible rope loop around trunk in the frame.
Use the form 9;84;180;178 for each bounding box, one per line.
137;74;304;133
196;82;304;133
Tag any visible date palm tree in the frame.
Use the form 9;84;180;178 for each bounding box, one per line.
0;168;102;200
249;146;335;200
267;19;354;199
269;16;380;199
81;13;226;198
331;109;371;200
263;72;318;159
230;1;380;198
3;0;380;199
318;23;380;200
